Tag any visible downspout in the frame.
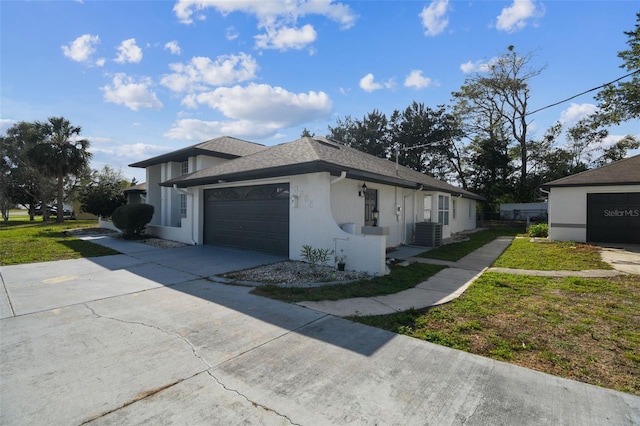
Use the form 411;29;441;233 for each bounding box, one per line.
173;184;196;245
330;171;347;185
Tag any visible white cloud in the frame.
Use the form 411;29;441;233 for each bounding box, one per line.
173;0;356;29
255;24;317;51
101;73;163;111
420;0;449;36
359;73;394;92
459;58;496;73
164;40;182;55
115;38;143;64
161;53;258;93
404;70;435;89
164;118;280;140
0;118;16;133
61;34;103;66
559;103;598;126
226;26;239;41
187;83;332;128
496;0;544;33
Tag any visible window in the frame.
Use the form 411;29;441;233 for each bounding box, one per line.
179;194;187;218
438;195;449;226
423;195;432;222
452;199;457;220
181;160;189;175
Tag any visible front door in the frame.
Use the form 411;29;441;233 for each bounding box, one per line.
365;189;378;226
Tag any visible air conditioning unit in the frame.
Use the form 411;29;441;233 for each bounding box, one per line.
414;222;442;247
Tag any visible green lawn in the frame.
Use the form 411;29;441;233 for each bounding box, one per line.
352;272;640;396
418;227;522;261
493;238;612;270
0;218;119;265
251;262;446;302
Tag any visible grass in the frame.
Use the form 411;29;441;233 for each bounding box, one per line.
0;217;119;265
418;227;522;261
352;273;640;396
494;238;612;270
251;262;446;302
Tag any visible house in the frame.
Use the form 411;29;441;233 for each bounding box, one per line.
542;154;640;244
124;182;147;205
130;136;483;275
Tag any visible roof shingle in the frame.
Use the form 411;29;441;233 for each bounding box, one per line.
163;137;483;200
543;154;640;188
129;136;266;168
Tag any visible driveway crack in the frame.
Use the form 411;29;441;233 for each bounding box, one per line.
204;370;301;426
83;303;211;368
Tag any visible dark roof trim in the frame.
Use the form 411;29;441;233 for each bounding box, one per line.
160;159;484;200
129;147;239;168
542;180;640;189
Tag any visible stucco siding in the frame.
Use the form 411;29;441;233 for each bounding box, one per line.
548;184;640;242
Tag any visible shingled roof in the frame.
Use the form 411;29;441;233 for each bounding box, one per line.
162;137;484;200
129;136;266;168
542;154;640;189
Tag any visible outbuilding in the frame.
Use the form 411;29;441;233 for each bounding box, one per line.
542;154;640;244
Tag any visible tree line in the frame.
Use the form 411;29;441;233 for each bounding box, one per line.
1;117;131;222
318;14;640;211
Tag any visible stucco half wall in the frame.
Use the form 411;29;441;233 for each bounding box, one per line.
548;184;640;242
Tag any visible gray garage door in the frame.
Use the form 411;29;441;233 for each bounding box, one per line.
203;184;290;255
587;192;640;244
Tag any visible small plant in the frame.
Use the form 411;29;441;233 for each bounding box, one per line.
112;203;154;239
300;244;334;266
335;249;347;264
528;223;549;238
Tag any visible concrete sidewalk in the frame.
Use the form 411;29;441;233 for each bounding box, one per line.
297;237;514;317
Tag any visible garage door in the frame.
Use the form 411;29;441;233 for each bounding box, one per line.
587;193;640;244
203;184;290;255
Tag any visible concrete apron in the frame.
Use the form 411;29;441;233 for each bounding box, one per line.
1;278;639;425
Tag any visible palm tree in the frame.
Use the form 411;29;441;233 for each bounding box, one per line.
29;117;92;223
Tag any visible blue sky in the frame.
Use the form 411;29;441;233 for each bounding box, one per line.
1;0;638;183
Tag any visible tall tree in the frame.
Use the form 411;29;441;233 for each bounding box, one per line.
328;110;392;159
594;12;640;125
29;117;92;223
1;121;56;221
452;46;544;201
391;103;466;187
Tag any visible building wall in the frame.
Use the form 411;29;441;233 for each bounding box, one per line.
548;184;640;242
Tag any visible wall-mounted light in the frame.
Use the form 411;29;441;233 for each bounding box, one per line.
372;207;379;226
359;183;367;197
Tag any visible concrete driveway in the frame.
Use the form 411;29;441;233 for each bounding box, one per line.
1;242;639;425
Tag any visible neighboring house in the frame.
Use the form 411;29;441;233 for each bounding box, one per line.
124;182;147;205
130;136;483;275
542;154;640;244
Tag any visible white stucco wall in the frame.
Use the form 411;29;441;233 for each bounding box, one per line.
548;184;640;242
290;173;387;276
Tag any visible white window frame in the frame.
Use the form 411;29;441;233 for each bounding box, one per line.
181;160;189;175
179;194;187;218
438;195;449;226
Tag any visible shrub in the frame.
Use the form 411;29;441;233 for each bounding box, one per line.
527;222;549;238
112;203;154;239
300;244;334;266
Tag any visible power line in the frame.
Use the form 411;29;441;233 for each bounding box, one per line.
525;69;640;117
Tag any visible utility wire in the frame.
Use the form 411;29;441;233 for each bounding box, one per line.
525;69;640;117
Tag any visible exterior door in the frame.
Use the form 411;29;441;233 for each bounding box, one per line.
203;184;290;255
365;189;378;226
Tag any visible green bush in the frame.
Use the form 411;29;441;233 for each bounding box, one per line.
112;204;154;239
527;222;549;238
